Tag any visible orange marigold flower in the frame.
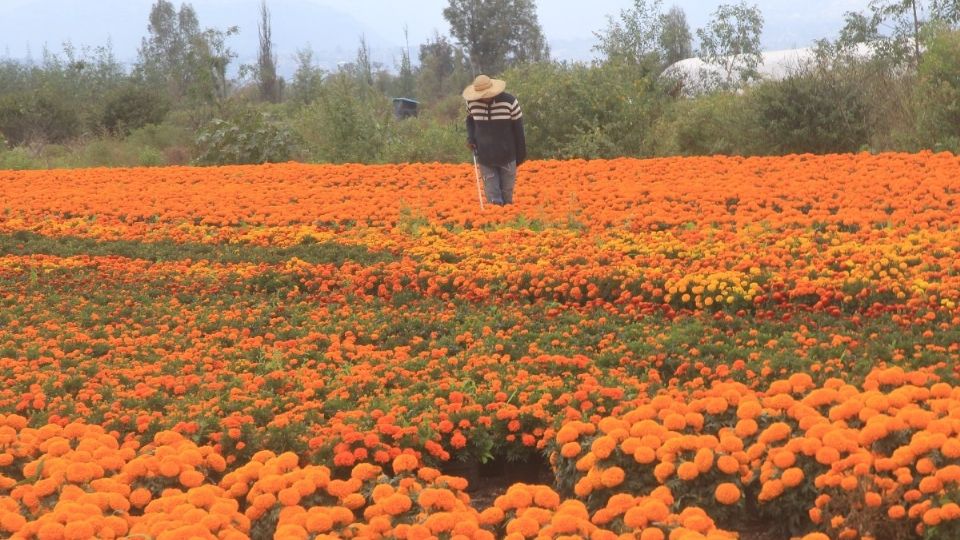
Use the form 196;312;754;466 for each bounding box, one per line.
714;483;741;505
600;467;626;488
560;442;581;458
677;462;699;481
639;528;665;540
392;454;418;474
781;467;805;488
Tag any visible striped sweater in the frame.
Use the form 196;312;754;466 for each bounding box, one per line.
465;92;527;167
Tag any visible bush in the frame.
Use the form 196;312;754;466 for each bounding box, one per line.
382;118;465;163
127;123;194;151
194;107;300;165
504;61;665;159
294;73;392;163
0;147;39;170
915;27;960;153
0;91;80;145
100;85;169;135
749;68;871;155
651;91;758;156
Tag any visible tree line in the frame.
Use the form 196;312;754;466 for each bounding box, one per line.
0;0;959;169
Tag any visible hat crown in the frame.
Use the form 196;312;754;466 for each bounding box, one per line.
473;75;493;92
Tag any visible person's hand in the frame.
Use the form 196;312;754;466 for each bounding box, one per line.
466;142;477;152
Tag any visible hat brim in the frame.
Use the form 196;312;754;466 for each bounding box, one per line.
462;78;506;100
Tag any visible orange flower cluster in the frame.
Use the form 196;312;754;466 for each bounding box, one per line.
549;367;960;538
2;153;959;231
1;154;959;538
483;483;735;540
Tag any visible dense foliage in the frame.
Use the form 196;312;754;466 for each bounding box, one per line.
1;1;959;170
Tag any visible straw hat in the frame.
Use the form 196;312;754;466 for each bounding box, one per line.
462;74;506;100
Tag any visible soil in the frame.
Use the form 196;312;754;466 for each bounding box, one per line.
439;453;553;510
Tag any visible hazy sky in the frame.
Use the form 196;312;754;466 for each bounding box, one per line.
0;0;873;72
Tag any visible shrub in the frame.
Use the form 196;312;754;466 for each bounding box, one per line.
0;146;39;170
503;60;665;159
651;91;758;156
750;68;871;155
194;107;300;165
0;91;80;145
294;73;392;163
382;118;465;163
915;27;960;153
100;85;170;135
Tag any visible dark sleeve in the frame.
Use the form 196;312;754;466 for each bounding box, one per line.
466;113;476;146
512;105;526;166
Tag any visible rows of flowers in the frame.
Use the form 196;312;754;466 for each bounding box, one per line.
2;366;960;538
1;154;959;538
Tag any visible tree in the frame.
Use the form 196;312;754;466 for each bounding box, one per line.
289;47;325;105
136;0;195;100
257;0;281;102
395;27;416;98
136;0;237;108
416;32;469;102
443;0;550;75
837;11;883;47
659;6;693;66
696;2;764;89
853;1;960;65
354;36;374;87
594;0;664;70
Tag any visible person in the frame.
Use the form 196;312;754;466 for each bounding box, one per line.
463;74;526;206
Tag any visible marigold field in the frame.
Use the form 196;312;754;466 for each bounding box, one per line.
1;152;960;540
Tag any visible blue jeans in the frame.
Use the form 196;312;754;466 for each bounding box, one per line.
478;161;517;205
